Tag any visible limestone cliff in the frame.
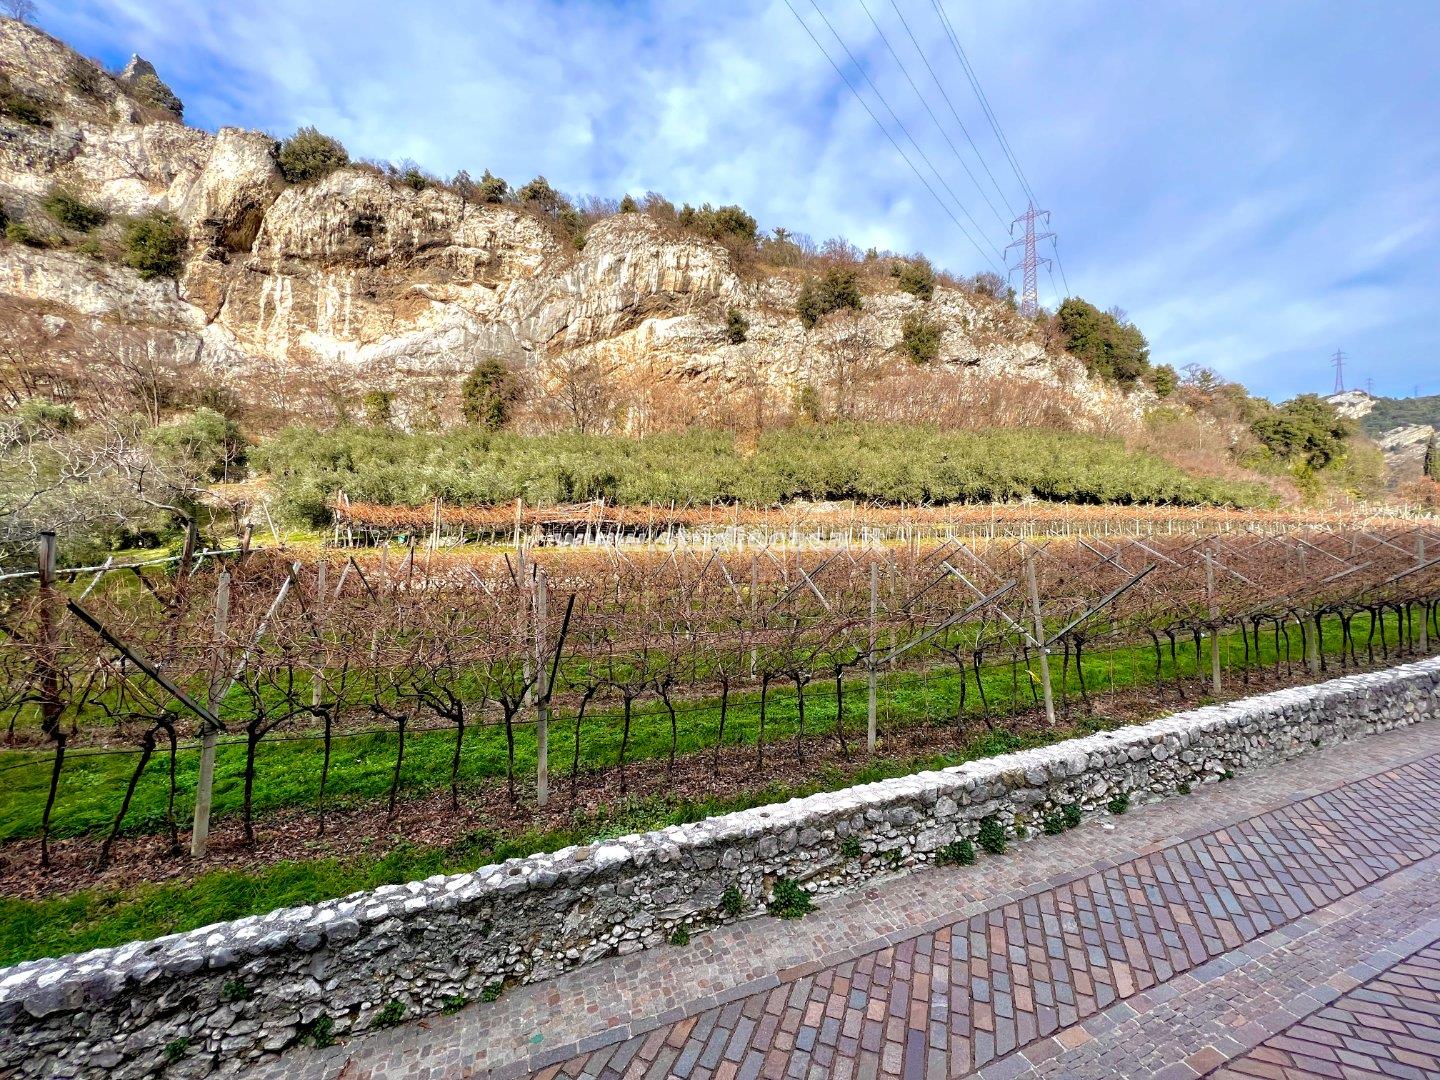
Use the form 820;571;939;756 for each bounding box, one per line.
1329;390;1436;482
0;19;1124;431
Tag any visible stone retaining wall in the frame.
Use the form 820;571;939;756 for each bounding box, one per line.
3;659;1438;1078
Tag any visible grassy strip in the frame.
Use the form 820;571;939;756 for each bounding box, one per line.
0;722;1096;968
0;610;1410;843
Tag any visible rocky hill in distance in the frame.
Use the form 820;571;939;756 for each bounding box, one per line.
1328;389;1439;482
0;17;1143;436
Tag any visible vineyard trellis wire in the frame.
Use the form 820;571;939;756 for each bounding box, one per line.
1;522;1438;872
325;494;1437;550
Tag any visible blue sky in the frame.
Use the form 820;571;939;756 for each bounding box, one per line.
39;0;1440;401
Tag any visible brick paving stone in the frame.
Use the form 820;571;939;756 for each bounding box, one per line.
1212;936;1440;1080
261;721;1440;1080
509;744;1440;1078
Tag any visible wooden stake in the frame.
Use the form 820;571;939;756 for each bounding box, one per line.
1024;549;1056;727
535;568;550;806
191;570;229;858
1204;548;1222;695
867;561;878;755
1420;534;1430;652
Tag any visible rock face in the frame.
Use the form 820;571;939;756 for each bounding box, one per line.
1328;391;1436;482
2;658;1437;1078
0;18;1121;430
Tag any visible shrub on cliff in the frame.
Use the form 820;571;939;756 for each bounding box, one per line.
1055;298;1152;388
517;175;565;213
361;391;394;426
453;169;509;204
796;267;862;329
120;211;186;279
129;72;183;118
478;170;509;203
42;188;107;232
1149;364;1179;398
277;126;350;183
725;308;749;345
900;311;941;365
517;176;585;245
0;73;48;125
678;203;758;245
66;57;106;98
892;257;935;300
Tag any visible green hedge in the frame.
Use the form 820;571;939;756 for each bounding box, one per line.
255;423;1270;525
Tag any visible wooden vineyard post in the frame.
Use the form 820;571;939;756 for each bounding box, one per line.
1024;549;1056;727
1420;533;1429;653
179;517;198;575
311;560;328;728
192;569;229;858
535;568;550;806
749;556;759;675
1204;547;1222;695
867;560;878;755
36;533;63;868
1298;546;1319;674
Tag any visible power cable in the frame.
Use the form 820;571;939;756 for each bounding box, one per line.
855;0;1009;231
786;0;1004;269
882;0;1016;222
929;0;1075;295
1050;236;1071;298
930;0;1038;206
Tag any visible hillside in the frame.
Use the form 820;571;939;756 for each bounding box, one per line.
1328;390;1437;481
0;18;1144;436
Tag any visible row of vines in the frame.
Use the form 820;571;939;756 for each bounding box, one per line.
1;524;1438;872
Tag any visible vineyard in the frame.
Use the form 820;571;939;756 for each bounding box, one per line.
327;496;1432;549
1;521;1438;963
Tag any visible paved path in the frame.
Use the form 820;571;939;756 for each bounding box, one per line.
268;721;1440;1080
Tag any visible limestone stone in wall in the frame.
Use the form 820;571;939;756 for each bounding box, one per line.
1;659;1437;1078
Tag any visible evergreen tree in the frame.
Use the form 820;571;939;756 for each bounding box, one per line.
460;358;520;430
725;307;749;345
1055;297;1152;387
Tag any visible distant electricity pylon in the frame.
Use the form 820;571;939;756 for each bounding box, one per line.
1331;349;1346;395
1005;202;1053;319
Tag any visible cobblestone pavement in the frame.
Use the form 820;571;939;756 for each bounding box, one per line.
266;721;1440;1080
1213;936;1440;1080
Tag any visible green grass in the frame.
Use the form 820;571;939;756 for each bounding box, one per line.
0;609;1412;846
0;608;1421;967
0;741;1047;967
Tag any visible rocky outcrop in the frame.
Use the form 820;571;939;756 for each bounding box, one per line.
1328;390;1436;482
0;18;1117;430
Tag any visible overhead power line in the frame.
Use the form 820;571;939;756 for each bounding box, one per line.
800;2;1002;264
929;0;1038;206
855;0;1010;230
928;0;1073;300
883;0;1016;222
1050;236;1071;299
797;0;1005;267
